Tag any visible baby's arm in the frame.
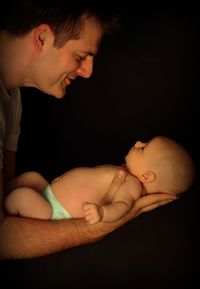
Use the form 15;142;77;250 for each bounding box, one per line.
82;202;103;224
82;175;142;224
101;179;139;222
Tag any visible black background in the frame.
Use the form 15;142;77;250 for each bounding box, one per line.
2;1;199;289
16;1;198;180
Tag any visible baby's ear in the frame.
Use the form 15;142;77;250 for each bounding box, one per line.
139;170;156;183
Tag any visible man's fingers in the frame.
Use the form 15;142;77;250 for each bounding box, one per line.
136;199;176;215
133;193;176;211
129;193;177;218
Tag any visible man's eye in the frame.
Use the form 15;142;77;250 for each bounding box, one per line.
78;55;86;61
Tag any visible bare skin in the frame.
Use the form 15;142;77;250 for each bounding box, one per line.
0;167;175;259
0;14;176;259
5;136;193;225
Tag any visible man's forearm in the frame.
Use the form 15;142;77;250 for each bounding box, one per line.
0;215;122;259
0;192;177;259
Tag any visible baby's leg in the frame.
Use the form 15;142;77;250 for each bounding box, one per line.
4;187;52;220
5;171;49;195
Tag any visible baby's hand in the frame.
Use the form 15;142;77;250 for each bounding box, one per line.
82;202;103;224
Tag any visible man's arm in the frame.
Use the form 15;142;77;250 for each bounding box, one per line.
0;215;114;259
0;193;176;259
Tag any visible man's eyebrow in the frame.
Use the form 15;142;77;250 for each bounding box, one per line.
81;50;96;57
88;52;95;57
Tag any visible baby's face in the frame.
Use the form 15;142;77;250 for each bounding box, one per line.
125;137;166;177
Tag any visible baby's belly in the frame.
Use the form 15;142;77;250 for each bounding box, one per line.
66;188;102;217
51;165;117;218
54;185;108;218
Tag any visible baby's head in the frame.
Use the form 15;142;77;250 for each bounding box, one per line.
125;136;195;196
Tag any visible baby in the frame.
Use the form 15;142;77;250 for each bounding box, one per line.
5;136;195;224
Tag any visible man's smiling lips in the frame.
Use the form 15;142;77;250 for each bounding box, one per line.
64;75;77;86
64;77;72;86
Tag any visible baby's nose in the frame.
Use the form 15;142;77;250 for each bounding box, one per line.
134;140;145;148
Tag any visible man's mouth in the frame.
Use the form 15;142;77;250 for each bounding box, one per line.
66;77;71;83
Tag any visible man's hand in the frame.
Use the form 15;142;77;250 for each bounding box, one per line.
129;193;177;219
105;168;177;221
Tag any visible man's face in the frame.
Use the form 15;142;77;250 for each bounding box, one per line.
33;16;103;98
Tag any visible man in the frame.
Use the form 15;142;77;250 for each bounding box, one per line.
0;1;174;259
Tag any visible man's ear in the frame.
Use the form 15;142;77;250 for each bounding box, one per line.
138;170;156;183
33;24;54;50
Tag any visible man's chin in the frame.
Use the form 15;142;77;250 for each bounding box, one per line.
44;82;71;98
51;87;68;99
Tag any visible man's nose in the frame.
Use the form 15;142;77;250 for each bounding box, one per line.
76;57;93;78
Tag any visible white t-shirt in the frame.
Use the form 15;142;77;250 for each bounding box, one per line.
0;78;22;169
